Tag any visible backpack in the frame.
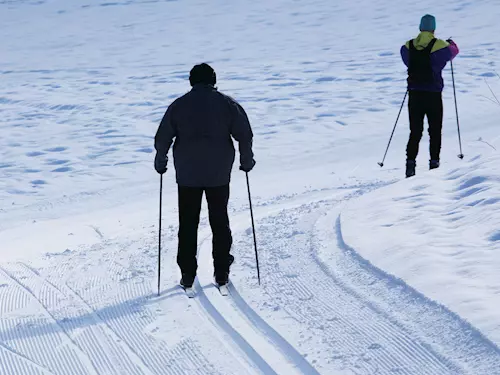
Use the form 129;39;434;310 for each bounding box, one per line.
407;38;437;85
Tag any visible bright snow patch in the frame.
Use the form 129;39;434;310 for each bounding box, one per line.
342;152;500;345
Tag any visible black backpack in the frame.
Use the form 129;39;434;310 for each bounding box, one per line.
407;38;437;85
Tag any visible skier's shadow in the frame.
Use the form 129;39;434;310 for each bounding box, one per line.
0;284;192;343
151;285;185;301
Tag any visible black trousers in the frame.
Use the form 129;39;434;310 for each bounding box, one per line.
177;184;233;279
406;91;443;162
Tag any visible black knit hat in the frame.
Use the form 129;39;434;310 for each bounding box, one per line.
189;63;216;86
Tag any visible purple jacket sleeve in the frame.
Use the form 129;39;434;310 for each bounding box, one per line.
401;45;409;67
432;42;459;71
448;41;459;60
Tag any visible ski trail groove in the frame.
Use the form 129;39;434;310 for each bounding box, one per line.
17;262;153;375
333;213;500;373
192;193;357;374
56;281;157;375
225;190;497;374
311;216;458;372
192;278;278;375
226;284;322;375
0;341;56;375
56;241;231;375
0;265;100;375
260;201;457;374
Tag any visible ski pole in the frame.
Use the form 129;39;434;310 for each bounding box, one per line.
245;172;260;285
158;174;163;296
378;90;408;167
450;59;464;159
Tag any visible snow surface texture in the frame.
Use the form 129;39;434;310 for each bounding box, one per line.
1;0;500;374
342;153;500;346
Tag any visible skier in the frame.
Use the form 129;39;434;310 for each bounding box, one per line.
154;63;255;289
401;14;459;177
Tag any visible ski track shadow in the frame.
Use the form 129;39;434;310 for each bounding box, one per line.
192;279;278;375
151;285;185;301
227;283;322;375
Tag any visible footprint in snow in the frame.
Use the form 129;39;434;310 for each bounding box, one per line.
489;232;500;242
26;151;45;157
45;147;68;152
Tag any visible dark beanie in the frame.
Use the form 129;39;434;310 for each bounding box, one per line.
189;63;216;86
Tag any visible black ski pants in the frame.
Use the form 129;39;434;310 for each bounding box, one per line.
177;184;233;279
406;90;443;162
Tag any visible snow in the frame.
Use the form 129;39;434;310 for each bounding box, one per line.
1;0;500;373
341;150;500;345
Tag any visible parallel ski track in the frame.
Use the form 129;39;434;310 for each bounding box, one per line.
261;201;460;374
192;190;358;375
0;260;222;375
195;239;321;375
46;236;223;375
226;284;322;375
5;262;151;375
192;274;279;375
0;265;100;375
4;184;498;374
230;191;500;374
47;245;230;375
194;187;500;375
332;214;500;374
260;201;455;375
0;341;55;375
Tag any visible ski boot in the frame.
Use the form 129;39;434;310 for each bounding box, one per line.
429;159;440;170
406;160;416;178
213;254;234;285
180;273;195;289
215;273;229;287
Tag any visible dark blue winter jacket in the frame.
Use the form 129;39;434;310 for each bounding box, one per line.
154;84;254;187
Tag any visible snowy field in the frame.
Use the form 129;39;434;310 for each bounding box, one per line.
1;0;500;374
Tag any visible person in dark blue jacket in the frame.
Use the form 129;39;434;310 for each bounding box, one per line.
154;63;255;288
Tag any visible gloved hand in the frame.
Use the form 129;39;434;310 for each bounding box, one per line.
239;159;256;173
154;152;167;174
446;38;456;45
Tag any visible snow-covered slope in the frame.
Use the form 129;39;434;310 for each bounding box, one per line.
1;0;499;215
342;149;500;346
1;0;500;374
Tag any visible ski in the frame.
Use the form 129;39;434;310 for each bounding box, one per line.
182;286;196;298
216;283;229;296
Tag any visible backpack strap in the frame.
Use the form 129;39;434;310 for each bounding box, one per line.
409;38;437;52
425;38;437;53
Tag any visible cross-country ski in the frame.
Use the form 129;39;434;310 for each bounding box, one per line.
216;284;230;297
183;286;196;298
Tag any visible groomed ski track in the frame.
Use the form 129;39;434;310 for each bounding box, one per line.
1;186;500;374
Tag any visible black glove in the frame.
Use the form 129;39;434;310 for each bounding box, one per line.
446;38;454;44
154;152;167;174
239;159;256;173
